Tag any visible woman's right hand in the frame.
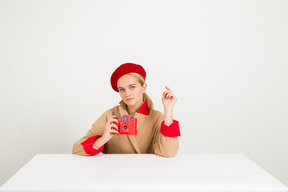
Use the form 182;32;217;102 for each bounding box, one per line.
94;116;120;149
102;115;120;141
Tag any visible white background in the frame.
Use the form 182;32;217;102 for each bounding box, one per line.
0;0;287;187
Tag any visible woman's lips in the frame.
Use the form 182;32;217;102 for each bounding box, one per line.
127;98;134;101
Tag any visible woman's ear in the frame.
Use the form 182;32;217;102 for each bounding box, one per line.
143;83;147;93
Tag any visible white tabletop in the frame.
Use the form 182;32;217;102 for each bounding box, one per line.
0;154;287;192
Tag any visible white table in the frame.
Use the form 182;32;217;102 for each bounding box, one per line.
0;154;287;192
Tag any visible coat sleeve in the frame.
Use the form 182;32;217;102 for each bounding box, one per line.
149;113;181;158
72;111;108;156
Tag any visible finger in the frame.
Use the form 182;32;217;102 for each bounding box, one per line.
109;129;120;133
110;129;120;134
163;90;172;94
164;91;173;98
110;124;120;132
166;93;174;98
112;123;119;129
165;86;172;91
109;119;119;124
168;92;175;97
162;92;167;99
110;115;118;120
163;90;172;97
109;116;119;122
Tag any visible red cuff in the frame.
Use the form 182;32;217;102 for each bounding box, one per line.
160;120;181;137
81;135;104;155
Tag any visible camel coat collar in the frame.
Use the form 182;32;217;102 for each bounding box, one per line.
118;97;150;116
117;98;150;154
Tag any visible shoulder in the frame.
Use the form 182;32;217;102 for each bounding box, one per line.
149;109;164;121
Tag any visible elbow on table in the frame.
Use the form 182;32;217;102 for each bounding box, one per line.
155;150;178;158
72;143;86;156
159;138;179;158
155;145;179;158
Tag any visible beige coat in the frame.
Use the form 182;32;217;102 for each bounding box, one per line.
72;100;179;158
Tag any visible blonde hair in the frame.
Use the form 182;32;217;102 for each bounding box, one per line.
128;73;154;110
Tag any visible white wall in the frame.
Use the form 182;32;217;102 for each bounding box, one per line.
0;0;287;187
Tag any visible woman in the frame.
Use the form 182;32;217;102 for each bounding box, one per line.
72;63;181;157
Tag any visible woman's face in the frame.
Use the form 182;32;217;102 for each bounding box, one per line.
117;74;147;108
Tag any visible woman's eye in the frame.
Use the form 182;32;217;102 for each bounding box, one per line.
119;89;124;92
130;86;135;89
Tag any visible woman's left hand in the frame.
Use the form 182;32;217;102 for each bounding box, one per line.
162;86;177;110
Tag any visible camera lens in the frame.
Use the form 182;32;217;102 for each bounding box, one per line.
124;126;127;129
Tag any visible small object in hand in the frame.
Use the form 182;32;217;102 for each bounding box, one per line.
113;115;137;135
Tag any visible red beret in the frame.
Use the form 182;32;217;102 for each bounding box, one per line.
110;63;146;92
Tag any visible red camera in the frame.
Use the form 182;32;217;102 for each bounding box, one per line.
113;115;137;135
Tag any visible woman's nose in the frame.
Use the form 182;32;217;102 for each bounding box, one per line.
125;90;131;97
